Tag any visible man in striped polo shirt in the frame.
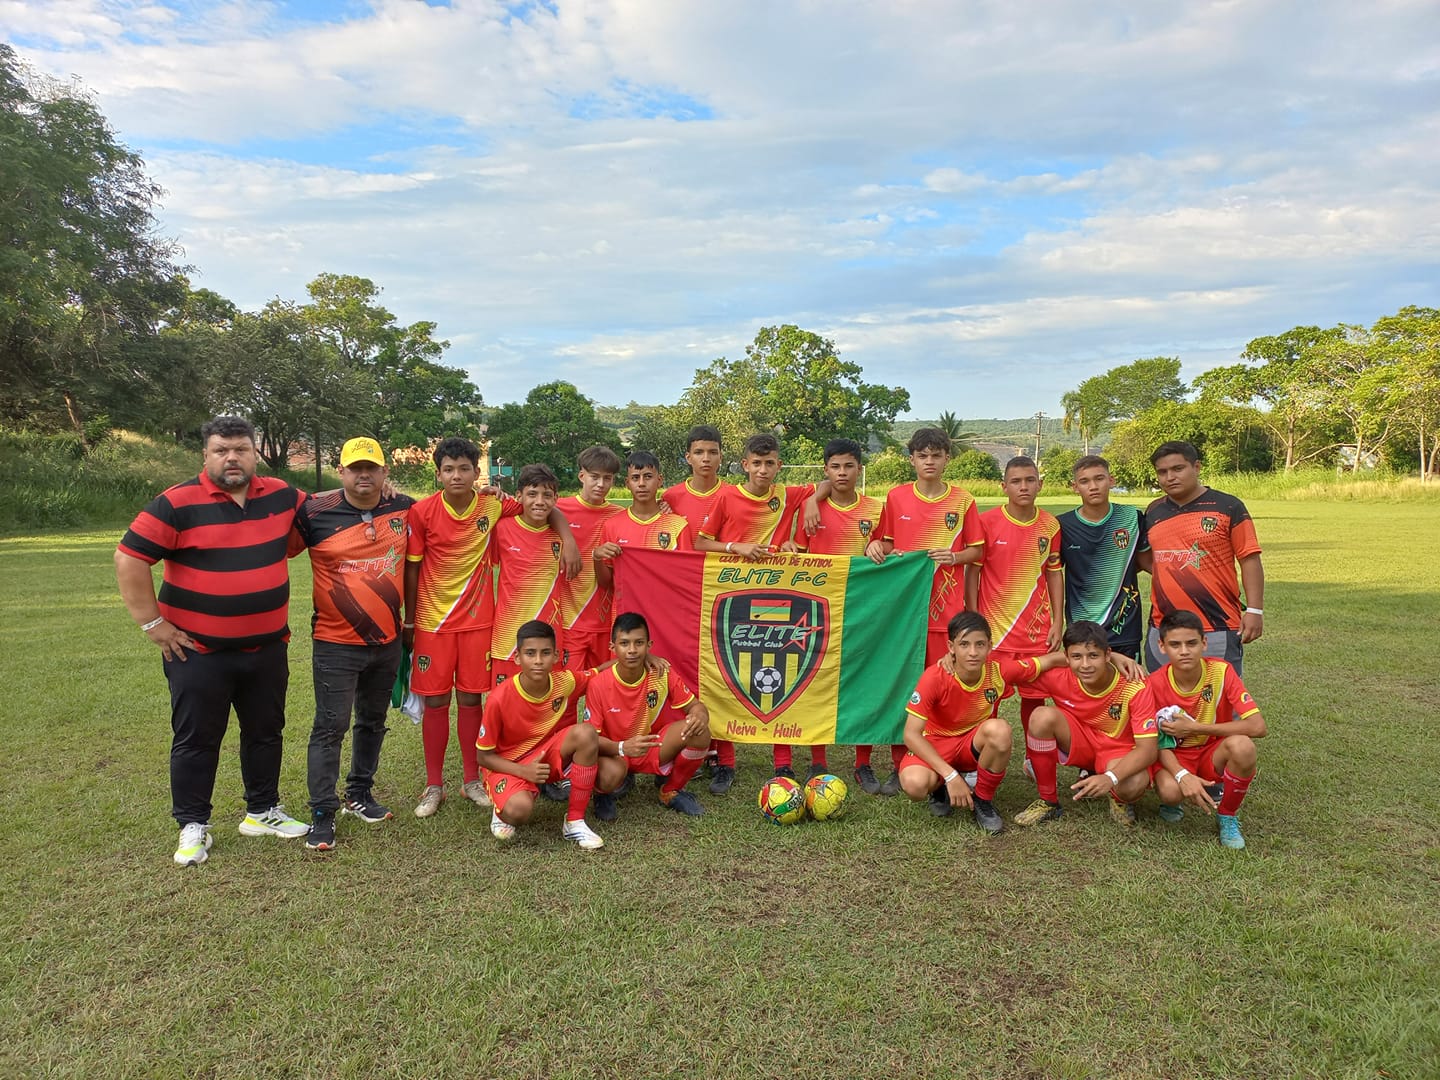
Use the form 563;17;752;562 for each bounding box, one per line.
116;416;311;866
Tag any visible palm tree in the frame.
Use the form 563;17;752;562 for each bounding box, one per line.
935;411;978;453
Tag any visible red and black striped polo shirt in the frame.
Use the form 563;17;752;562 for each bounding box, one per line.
119;472;307;651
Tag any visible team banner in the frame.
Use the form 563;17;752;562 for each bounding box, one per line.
613;549;932;745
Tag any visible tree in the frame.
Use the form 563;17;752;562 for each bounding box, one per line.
1104;400;1272;488
945;449;1002;482
1062;357;1187;453
488;381;622;486
934;411;978;453
0;44;185;440
1040;445;1081;480
1370;306;1440;480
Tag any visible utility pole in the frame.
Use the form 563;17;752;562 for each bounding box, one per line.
1033;412;1044;459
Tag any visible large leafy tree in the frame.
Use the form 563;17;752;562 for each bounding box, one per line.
1105;399;1272;488
0;44;185;439
1370;306;1440;480
488;381;622;486
1062;357;1187;453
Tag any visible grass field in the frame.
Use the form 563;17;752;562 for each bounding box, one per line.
2;499;1438;1079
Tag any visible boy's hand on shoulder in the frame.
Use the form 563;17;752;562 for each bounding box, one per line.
644;654;671;677
559;535;581;578
1111;654;1144;681
865;539;887;564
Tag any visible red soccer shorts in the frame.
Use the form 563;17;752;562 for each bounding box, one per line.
411;628;491;696
925;628;949;666
609;718;679;777
564;629;610;672
486;731;571;812
489;657;520;691
991;646;1050;700
898;728;982;775
1149;739;1223;783
1056;717;1134;772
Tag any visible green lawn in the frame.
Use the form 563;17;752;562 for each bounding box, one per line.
2;500;1437;1079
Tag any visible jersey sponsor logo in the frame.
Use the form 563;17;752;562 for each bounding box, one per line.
1201;516;1219;533
712;589;829;723
767;497;780;512
417;654;432;673
1108;703;1123;721
1037;536;1049;553
984;688;999;703
1113;527;1130;550
859;519;873;537
646;689;658;708
476;515;490;533
909;690;922;705
657;531;672;550
551;697;564;713
945;512;959;530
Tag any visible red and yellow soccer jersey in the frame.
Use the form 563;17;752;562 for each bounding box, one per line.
1032;667;1159;742
581;666;697;742
880;483;984;630
295;490;413;646
699;483;813;547
662;480;726;534
1144;488;1262;632
1145;658;1261;749
556;496;624;635
477;668;593;761
800;493;885;556
406;490;521;634
974;506;1062;656
489;516;565;663
905;657;1043;738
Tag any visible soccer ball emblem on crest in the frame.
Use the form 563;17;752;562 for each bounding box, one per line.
753;666;784;695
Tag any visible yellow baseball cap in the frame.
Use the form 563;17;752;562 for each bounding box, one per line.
340;437;385;467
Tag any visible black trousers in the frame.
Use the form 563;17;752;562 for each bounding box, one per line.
165;640;289;825
306;638;400;813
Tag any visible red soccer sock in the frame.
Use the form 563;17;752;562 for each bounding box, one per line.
421;704;451;786
663;747;708;795
1026;733;1060;803
890;744;906;770
809;745;828;768
773;744;793;769
567;762;598;822
974;766;1005;802
1218;768;1255;816
456;703;484;783
855;745;873;767
713;739;736;767
1020;697;1042;742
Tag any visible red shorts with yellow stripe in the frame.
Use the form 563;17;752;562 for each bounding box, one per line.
1148;739;1222;783
411;628;491;696
1057;719;1136;772
898;729;981;774
485;730;570;812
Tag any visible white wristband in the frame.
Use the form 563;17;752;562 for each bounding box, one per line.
140;616;164;633
1104;770;1119;787
1244;607;1263;615
617;741;625;757
1173;768;1191;782
942;770;959;784
725;542;733;553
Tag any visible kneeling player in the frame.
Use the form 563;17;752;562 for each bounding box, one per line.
587;613;711;820
899;611;1067;834
475;621;605;850
1147;609;1267;849
1013;621;1159;828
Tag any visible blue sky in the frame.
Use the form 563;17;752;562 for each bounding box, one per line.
5;0;1437;418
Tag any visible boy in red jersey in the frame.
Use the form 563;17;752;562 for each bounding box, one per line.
661;425;727;536
587;613;712;820
1012;621;1158;828
594;451;694;607
861;427;984;795
405;438;579;819
695;432;827;790
557;445;625;672
965;456;1064;775
475;620;606;850
490;464;570;689
900;611;1070;833
1147;609;1267;849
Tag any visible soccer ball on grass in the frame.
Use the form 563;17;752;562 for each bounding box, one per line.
757;776;806;825
804;773;848;821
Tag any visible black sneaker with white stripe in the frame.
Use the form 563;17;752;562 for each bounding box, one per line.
342;792;393;823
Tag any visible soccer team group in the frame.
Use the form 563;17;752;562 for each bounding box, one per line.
117;418;1269;865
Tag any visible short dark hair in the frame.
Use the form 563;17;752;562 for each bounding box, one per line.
743;433;780;458
1151;440;1200;467
200;416;256;445
433;436;479;470
823;438;865;465
626;450;661;472
1072;454;1111;476
686;425;723;451
1062;621;1110;652
907;427;951;455
1158;609;1205;640
1004;455;1039;477
577;445;622;475
947;610;992;642
517;463;559;491
516;620;556;649
611;612;649;640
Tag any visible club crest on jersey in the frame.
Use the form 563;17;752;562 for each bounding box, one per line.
495;778;507;794
859;519;873;537
389;518;403;534
1037;536;1049;553
1201;685;1214;703
985;688;999;704
1201;516;1218;533
476;515;490;533
551;697;564;713
767;497;780;512
712;589;829;723
1108;703;1123;721
1113;527;1130;550
646;689;659;709
945;512;959;530
417;654;431;673
550;541;561;559
657;532;672;550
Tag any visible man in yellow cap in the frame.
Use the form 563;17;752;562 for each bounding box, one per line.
290;435;415;850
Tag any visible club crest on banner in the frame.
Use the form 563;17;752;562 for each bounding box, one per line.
711;590;829;722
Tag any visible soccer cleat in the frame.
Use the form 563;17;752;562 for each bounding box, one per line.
806;763;829;783
659;788;704;817
614;773;634;799
971;797;1005;835
878;771;902;797
239;805;309;838
561;818;605;850
490;811;516;843
306;811;336;851
773;765;797;782
539;780;570;802
1157;803;1185;824
342;793;393;823
1218;814;1246;850
1109;799;1138;827
462;779;492;809
853;764;882;795
413;784;445;818
1013;798;1062;827
173;822;212;866
928;785;953;817
592;791;619;822
709;765;735;795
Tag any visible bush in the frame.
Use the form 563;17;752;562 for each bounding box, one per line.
866;448;913;486
946;449;1001;482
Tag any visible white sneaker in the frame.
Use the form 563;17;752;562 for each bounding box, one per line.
490;811;516;842
414;784;445;818
174;822;212;866
561;818;605;850
238;805;309;838
463;779;492;809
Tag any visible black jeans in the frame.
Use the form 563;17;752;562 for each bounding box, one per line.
166;640;289;825
307;638;401;813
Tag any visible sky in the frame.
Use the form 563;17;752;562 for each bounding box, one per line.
5;0;1438;418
